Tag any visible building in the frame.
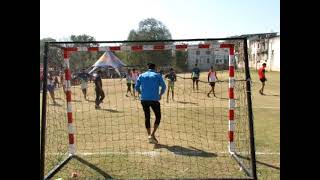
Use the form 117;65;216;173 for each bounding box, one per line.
237;33;280;71
187;48;229;71
267;35;280;71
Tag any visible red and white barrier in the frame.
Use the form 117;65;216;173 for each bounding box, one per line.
63;43;222;53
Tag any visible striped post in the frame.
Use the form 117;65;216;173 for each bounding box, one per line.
220;44;236;153
63;49;76;154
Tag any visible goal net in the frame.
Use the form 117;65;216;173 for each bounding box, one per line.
40;39;257;179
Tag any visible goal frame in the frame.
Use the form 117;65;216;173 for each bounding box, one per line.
40;37;257;180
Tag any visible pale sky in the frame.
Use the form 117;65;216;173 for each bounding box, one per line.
40;0;280;41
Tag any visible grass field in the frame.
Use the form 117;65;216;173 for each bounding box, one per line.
41;69;279;179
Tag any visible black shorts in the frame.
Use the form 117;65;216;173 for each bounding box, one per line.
192;77;199;81
141;101;161;128
209;82;215;87
260;78;266;83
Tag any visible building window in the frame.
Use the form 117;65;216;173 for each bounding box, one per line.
196;51;200;55
257;44;260;48
272;50;274;55
207;58;210;63
216;59;223;64
196;59;199;64
206;51;210;55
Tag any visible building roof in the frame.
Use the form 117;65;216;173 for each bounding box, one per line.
229;32;279;40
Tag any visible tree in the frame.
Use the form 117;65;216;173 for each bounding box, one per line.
128;18;172;41
40;38;63;72
70;34;98;47
126;18;173;67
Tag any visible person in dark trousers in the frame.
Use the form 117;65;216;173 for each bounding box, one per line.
135;63;166;144
94;70;105;109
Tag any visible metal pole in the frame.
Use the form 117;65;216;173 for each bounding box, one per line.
40;42;49;180
243;38;258;180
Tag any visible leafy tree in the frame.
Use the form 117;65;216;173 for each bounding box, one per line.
126;18;173;67
40;38;63;72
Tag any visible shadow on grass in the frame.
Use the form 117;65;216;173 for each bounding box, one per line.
176;101;198;105
154;144;217;157
73;155;113;179
214;97;229;100
237;154;280;170
99;108;122;113
49;103;62;107
72;100;82;102
263;94;280;97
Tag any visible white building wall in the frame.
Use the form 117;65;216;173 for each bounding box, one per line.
248;36;280;72
268;36;280;71
187;49;228;71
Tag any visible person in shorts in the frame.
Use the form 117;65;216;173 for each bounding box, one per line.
258;63;267;95
164;68;177;102
191;64;200;91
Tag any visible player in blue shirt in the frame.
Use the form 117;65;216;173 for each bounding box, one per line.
135;63;166;144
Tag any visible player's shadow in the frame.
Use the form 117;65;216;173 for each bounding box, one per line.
176;101;198;105
263;94;280;97
100;108;122;113
87;99;96;102
154;144;217;157
50;103;62;107
214;97;229;100
72;100;82;102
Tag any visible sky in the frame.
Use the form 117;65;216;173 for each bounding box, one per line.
40;0;280;41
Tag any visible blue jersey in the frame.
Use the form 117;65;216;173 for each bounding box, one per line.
192;67;200;78
135;69;166;101
165;71;176;82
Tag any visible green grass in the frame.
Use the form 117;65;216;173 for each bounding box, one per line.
41;70;280;179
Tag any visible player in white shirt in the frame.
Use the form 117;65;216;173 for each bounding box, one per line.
207;66;219;97
131;68;139;99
